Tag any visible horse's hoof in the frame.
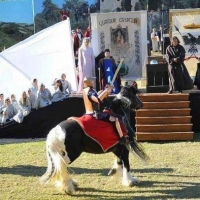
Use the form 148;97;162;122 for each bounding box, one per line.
108;168;117;176
122;177;140;187
64;188;75;195
129;180;139;187
129;178;140;186
72;180;78;188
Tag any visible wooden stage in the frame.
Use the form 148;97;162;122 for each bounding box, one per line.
136;91;200;141
0;91;199;142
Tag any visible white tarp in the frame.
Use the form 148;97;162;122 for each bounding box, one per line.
0;19;77;99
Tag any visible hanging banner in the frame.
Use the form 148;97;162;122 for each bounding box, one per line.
169;9;200;76
91;11;148;79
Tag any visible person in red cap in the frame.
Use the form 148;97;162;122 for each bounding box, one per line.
73;27;84;57
60;9;70;21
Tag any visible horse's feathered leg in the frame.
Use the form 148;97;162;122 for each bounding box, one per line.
108;156;123;177
120;145;140;186
40;125;76;194
111;145;140;186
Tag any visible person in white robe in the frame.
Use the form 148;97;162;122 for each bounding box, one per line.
0;94;6;123
77;38;96;92
19;91;31;116
151;28;158;52
11;94;20;111
35;83;52;109
1;98;18;123
61;73;73;95
30;78;39;98
27;89;37;110
0;93;5;111
51;79;66;102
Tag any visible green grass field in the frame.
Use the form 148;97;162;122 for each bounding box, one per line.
0;134;200;200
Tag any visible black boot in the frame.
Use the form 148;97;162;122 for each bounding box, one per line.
119;136;129;145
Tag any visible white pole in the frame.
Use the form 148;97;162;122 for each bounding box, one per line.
32;0;36;34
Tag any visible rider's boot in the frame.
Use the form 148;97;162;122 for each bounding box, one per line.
115;118;129;145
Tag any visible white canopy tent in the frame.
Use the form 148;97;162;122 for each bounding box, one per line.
0;19;77;99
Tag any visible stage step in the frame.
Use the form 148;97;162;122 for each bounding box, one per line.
143;101;190;109
136;124;192;132
136;109;191;117
136;116;192;125
136;93;193;141
136;132;194;141
139;93;189;102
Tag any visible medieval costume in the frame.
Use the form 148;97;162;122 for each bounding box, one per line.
51;79;66;102
98;56;121;94
81;77;128;145
78;38;95;92
19;93;31;116
151;28;158;52
35;84;52;109
30;78;39;98
1;99;18;123
194;62;200;89
166;37;193;93
157;26;164;53
84;27;91;38
61;73;73;95
27;91;37;110
73;29;83;57
60;10;70;21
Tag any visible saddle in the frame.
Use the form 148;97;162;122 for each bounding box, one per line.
70;114;127;152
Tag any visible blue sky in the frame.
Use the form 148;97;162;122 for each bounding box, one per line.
0;0;95;24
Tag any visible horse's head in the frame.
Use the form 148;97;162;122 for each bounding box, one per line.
115;85;143;111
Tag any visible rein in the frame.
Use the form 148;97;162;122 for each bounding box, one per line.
116;93;135;137
120;105;135;138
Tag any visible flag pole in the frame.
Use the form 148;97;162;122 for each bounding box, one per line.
32;0;36;34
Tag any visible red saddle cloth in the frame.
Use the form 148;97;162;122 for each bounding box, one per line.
70;114;127;152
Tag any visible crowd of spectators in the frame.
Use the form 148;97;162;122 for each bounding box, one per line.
0;73;73;124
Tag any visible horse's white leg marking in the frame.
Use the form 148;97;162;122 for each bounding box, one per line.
110;158;123;178
40;125;77;194
122;166;140;186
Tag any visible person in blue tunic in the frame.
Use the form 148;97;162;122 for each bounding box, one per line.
98;49;121;94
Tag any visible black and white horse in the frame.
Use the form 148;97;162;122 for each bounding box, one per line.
40;86;147;194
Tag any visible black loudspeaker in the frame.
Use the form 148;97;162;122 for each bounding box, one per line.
146;64;169;93
148;0;159;11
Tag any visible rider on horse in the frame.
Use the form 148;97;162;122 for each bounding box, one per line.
82;77;129;145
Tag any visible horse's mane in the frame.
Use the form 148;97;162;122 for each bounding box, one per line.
112;85;140;109
120;85;140;96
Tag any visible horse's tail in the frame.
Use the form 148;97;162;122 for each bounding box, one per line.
129;138;149;163
40;125;71;190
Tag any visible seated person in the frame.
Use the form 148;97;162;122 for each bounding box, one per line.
1;98;18;123
35;83;52;109
83;77;128;145
27;89;37;110
0;94;5;122
61;73;73;95
11;94;20;111
51;79;66;102
19;91;31;116
30;78;39;98
0;93;5;111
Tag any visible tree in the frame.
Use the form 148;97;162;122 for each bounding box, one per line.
62;0;90;30
35;0;60;32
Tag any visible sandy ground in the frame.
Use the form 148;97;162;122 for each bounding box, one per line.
0;138;45;145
